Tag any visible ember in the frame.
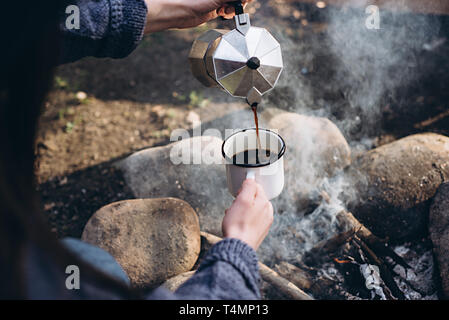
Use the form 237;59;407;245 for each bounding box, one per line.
334;258;352;264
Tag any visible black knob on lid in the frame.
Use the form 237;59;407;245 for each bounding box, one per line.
246;57;260;70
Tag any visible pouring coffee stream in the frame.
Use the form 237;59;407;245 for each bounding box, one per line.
188;0;283;159
251;102;269;164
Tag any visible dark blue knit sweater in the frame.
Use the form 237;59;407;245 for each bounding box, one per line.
60;0;148;62
50;0;261;300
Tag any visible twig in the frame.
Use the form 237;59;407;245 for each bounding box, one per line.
306;228;356;259
414;108;449;129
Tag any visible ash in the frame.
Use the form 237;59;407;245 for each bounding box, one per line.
391;241;438;300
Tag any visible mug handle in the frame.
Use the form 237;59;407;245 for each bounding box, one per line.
246;170;256;180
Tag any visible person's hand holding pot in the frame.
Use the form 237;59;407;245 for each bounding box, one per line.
144;0;253;33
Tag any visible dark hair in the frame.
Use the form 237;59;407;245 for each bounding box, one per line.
0;2;136;299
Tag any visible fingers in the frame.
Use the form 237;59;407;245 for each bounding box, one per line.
235;177;251;196
236;178;258;204
252;184;265;209
265;200;274;223
217;0;252;19
222;176;274;251
217;5;235;19
254;183;267;201
216;6;228;17
256;184;273;223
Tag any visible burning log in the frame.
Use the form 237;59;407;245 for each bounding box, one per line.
258;263;314;300
200;231;314;300
274;261;337;298
301;205;412;299
317;193;404;267
307;228;356;259
274;261;313;291
335;209;374;240
335;209;410;270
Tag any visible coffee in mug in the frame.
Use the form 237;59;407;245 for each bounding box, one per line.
231;149;277;166
222;128;286;200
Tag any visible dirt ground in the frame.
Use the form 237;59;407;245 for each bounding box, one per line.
36;1;449;238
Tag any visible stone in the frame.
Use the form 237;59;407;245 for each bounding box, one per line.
269;112;351;178
267;112;351;214
81;198;201;288
429;182;449;298
116;136;229;236
347;133;449;240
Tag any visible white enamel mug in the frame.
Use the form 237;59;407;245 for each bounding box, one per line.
222;128;286;200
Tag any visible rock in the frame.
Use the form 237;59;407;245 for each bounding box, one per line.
268;112;351;213
260;107;287;123
348;133;449;240
116;136;229;236
269;112;351;178
81;198;201;288
429;182;449;298
162;271;196;292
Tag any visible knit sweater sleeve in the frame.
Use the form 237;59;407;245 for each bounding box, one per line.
59;0;147;63
146;238;262;300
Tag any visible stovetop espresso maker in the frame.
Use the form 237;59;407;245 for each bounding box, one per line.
188;1;283;107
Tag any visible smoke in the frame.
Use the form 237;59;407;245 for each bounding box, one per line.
251;0;442;266
257;174;354;264
265;0;441;137
326;0;441;133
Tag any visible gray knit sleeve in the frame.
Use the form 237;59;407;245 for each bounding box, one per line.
59;0;147;63
155;238;262;300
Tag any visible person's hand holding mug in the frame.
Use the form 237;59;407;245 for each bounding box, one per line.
222;178;274;250
144;0;252;33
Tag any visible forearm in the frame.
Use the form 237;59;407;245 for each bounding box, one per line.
144;0;181;33
59;0;147;63
143;0;239;33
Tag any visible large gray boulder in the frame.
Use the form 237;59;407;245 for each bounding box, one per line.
347;133;449;240
82;198;201;288
116;136;229;236
269;112;351;178
268;112;351;211
429;182;449;299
